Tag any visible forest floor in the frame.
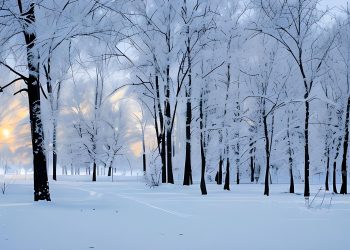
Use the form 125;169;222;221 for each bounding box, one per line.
0;175;349;250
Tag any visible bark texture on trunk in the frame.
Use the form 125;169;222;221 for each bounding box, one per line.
200;141;207;195
216;156;223;185
340;96;350;194
199;92;207;195
20;2;50;201
224;158;230;191
287;114;294;193
92;161;97;182
183;25;192;186
333;161;338;193
333;134;342;193
263;115;270;196
325;148;330;191
165;65;174;184
304;99;310;197
249;139;255;183
183;96;193;185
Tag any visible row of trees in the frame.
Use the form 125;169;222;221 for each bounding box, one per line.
0;0;350;201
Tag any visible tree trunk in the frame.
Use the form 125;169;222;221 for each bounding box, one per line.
224;157;230;190
161;132;166;183
222;63;231;191
287;113;294;193
340;96;350;194
92;161;97;182
289;165;294;194
154;75;166;183
249;138;255;183
28;80;51;201
263;115;270;196
199;92;207;195
333;134;342;193
165;65;174;184
45;53;60;182
200;140;207;195
20;2;50;201
143;153;146;173
333;161;338;193
52;108;58;181
304;99;310;197
166;130;174;183
236;139;240;185
250;155;255;182
234;93;240;184
324;102;332;192
236;157;240;184
216;156;223;185
325;148;330;191
183;25;192;186
183;96;193;185
142;131;146;173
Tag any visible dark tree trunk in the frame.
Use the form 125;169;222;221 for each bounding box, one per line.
250;155;255;182
235;96;240;185
200;141;207;195
263;115;270;196
166;130;174;183
52;105;59;181
304;99;310;197
333;161;338;193
52;134;57;181
325;148;330;191
28;81;51;201
183;25;192;186
183;69;192;185
143;153;146;173
288;149;294;194
216;156;223;185
161;132;166;183
287;114;294;193
333;134;342;193
183;96;193;185
19;2;50;201
340;96;350;194
154;76;166;183
199;92;207;195
165;65;174;184
108;166;112;177
92;161;97;182
224;158;230;190
289;166;294;194
324;102;332;192
249;138;255;183
236;143;240;185
142;130;146;173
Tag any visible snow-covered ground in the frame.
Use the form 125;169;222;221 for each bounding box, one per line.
0;176;349;250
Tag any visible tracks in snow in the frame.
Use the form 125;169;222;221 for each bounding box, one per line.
63;183;192;218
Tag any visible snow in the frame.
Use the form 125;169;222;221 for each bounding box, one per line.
0;176;350;250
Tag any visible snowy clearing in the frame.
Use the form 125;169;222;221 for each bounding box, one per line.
1;176;349;250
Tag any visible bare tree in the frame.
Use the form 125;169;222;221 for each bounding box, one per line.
251;0;336;197
0;2;50;201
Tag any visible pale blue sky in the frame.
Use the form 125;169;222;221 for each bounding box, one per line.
323;0;347;9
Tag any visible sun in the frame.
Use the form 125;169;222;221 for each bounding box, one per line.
2;128;10;138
